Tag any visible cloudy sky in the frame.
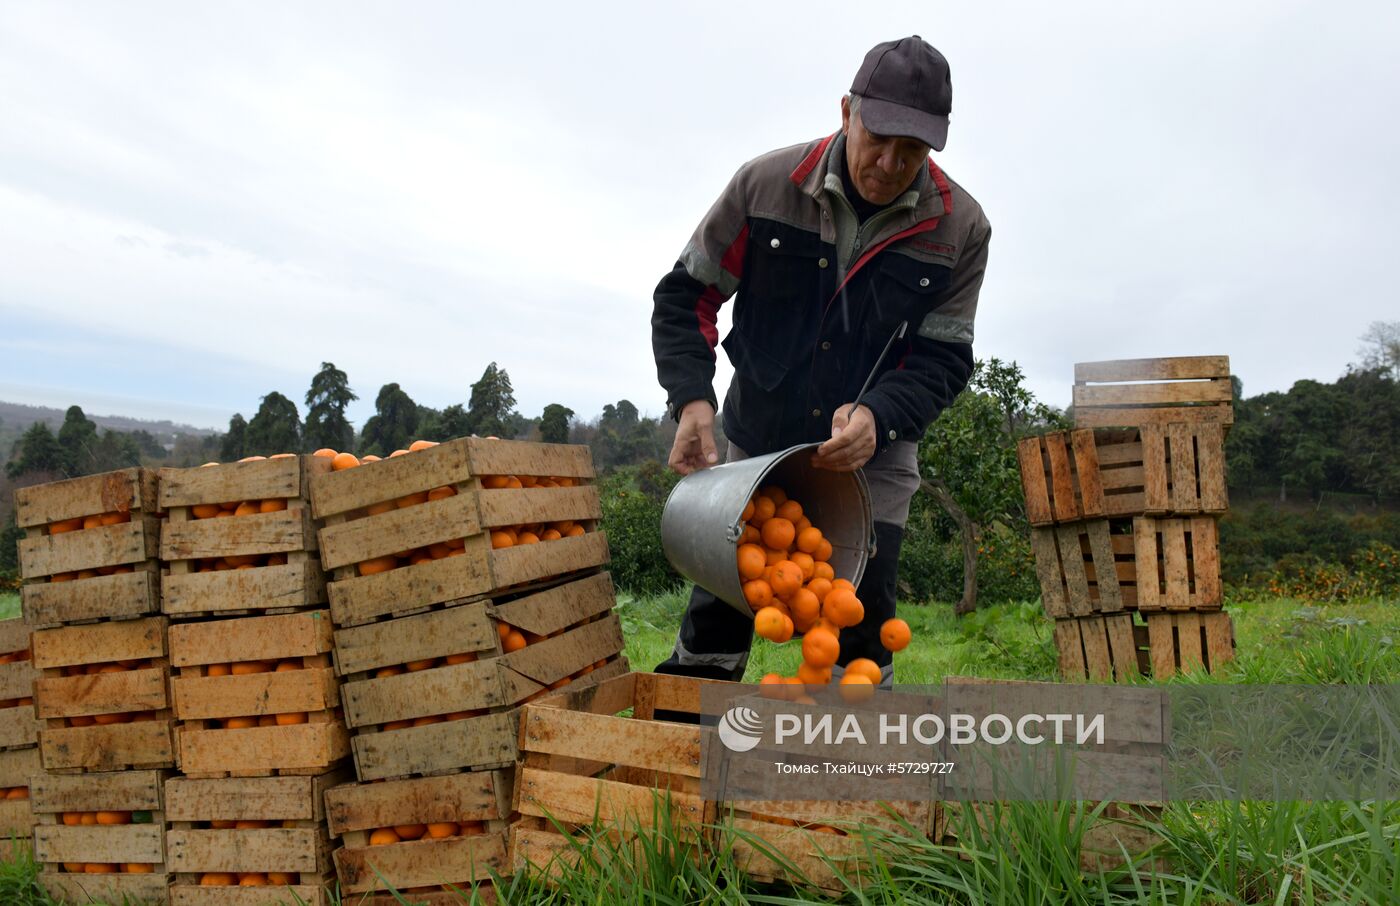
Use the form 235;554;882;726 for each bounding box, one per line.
1;1;1396;431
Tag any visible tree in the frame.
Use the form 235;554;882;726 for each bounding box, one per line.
56;406;99;477
244;393;302;456
6;422;66;479
303;362;357;453
1358;321;1400;379
439;404;472;440
917;358;1063;615
88;430;141;472
539;404;575;444
220;414;248;462
465;363;518;438
359;384;419;456
128;430;168;460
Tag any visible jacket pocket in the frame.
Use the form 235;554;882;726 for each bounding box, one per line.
722;330;790;392
864;255;952;343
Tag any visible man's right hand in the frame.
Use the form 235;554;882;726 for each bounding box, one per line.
668;400;720;475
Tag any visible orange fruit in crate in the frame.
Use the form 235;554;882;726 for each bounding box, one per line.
394;823;427;839
490;531;514;550
225;716;257;729
125;863;155;873
517;531;540;545
95;811;130;826
79;812;98;825
503;630;527;653
460;821;485;836
769;561;803;599
233;501;259;518
267;872;297;884
428;486;456;502
742;579;773;611
760;518;795;552
801;628;839;669
775;499;803;523
753;607;787;642
200;872;237;886
736;544;765;581
82;515;102;530
62;812;82;826
331;452;360;471
540;528;561;541
367;501;395;517
4;787;26;800
258;715;277;727
312;449;337;459
839;674;875;703
231;660;272;675
796;661;831;685
275;660;300;672
426;822;458;839
445;652;476;665
259;499;287;514
844;658;884;685
358;556;396;576
880;619;912;652
361;455;381;463
239;874;269;886
276;712;308;725
405;658;436;672
795;526;823;554
398;491;429;508
409;440;438;451
369;828;401;846
823;588;864;629
376;665;403;678
49;518;82;534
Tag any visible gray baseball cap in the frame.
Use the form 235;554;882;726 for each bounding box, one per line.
850;36;952;151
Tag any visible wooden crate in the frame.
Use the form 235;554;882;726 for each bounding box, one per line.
311;438;609;628
32;616;175;772
1018;424;1228;527
325;771;511;897
1052;614;1148;681
1030;519;1137;617
16;468;161;627
0;746;40;847
511;672;724;877
169;611;348;778
159;456;330;619
1072;356;1233;430
0;618;40;751
31;769;169;905
337;572;628;782
165;771;348;905
1146;611;1236;677
1133;515;1223;611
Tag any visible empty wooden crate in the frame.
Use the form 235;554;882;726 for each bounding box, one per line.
1072;356;1233;430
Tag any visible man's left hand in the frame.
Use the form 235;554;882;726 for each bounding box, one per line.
812;403;877;472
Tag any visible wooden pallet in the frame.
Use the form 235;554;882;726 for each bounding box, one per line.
1145;611;1236;677
1072;356;1233;430
512;672;724;878
311;438;608;628
1030;519;1134;617
165;771;347;905
325;770;511;897
1133;516;1223;611
169;611;348;778
337;573;627;782
0;618;40;751
1053;614;1147;681
31;769;169;905
32;616;175;772
0;746;39;849
16;468;161;628
1018;424;1228;527
159;457;330;619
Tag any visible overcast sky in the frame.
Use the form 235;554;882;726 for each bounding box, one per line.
1;1;1396;432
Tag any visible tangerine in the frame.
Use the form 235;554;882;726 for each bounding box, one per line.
736;544;766;581
753;607;787;642
769;561;803;599
750;496;776;526
331;452;360;471
742;579;773;611
796;661;832;685
796;526;823;554
823;588;864;628
843;658;884;685
839;674;875;703
880;618;912;652
801;628;840;669
775;499;803;523
760;517;795;551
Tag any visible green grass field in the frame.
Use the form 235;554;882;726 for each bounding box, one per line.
3;591;1399;904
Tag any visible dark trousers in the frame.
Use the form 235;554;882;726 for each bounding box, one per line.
655;521;904;683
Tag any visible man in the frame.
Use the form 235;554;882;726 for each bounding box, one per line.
651;36;991;686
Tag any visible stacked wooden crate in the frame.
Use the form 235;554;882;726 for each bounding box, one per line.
1019;356;1237;680
514;672;937;896
0;617;39;852
313;438;626;902
17;468;174;904
158;454;346;903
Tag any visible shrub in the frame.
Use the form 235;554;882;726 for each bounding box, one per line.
598;463;683;596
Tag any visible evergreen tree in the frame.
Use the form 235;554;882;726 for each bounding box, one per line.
359;384;419;456
244;393;302;456
6;422;66;479
539;404;575;444
56;406;99;477
439;404;472;440
89;431;142;472
220;414;248;462
303;362;357;453
465;363;518;438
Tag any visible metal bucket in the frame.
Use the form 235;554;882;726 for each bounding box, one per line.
660;442;876;617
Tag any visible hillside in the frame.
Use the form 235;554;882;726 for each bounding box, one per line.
0;399;216;453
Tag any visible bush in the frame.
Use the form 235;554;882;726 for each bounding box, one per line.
598;463;683;596
0;515;20;591
898;523;1039;606
1252;541;1400;603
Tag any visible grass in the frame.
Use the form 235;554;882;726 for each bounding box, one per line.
0;594;18;621
4;590;1400;904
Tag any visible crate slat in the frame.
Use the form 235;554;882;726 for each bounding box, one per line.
22;567;160;629
35;666;168;719
20;516;160;580
15;469;157;530
41;721;175;772
161;508;315;562
335;832;506;895
169;611;333;668
159;457;321;509
178;722;349;777
162;559;325;618
33;616;167;669
1074;356;1231;383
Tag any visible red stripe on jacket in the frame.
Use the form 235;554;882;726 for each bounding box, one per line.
695;223;750;353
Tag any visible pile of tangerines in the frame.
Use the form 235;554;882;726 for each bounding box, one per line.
42;511;137;582
734;484;910;702
308;443;589;577
57;809;156;875
195;658;314;729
